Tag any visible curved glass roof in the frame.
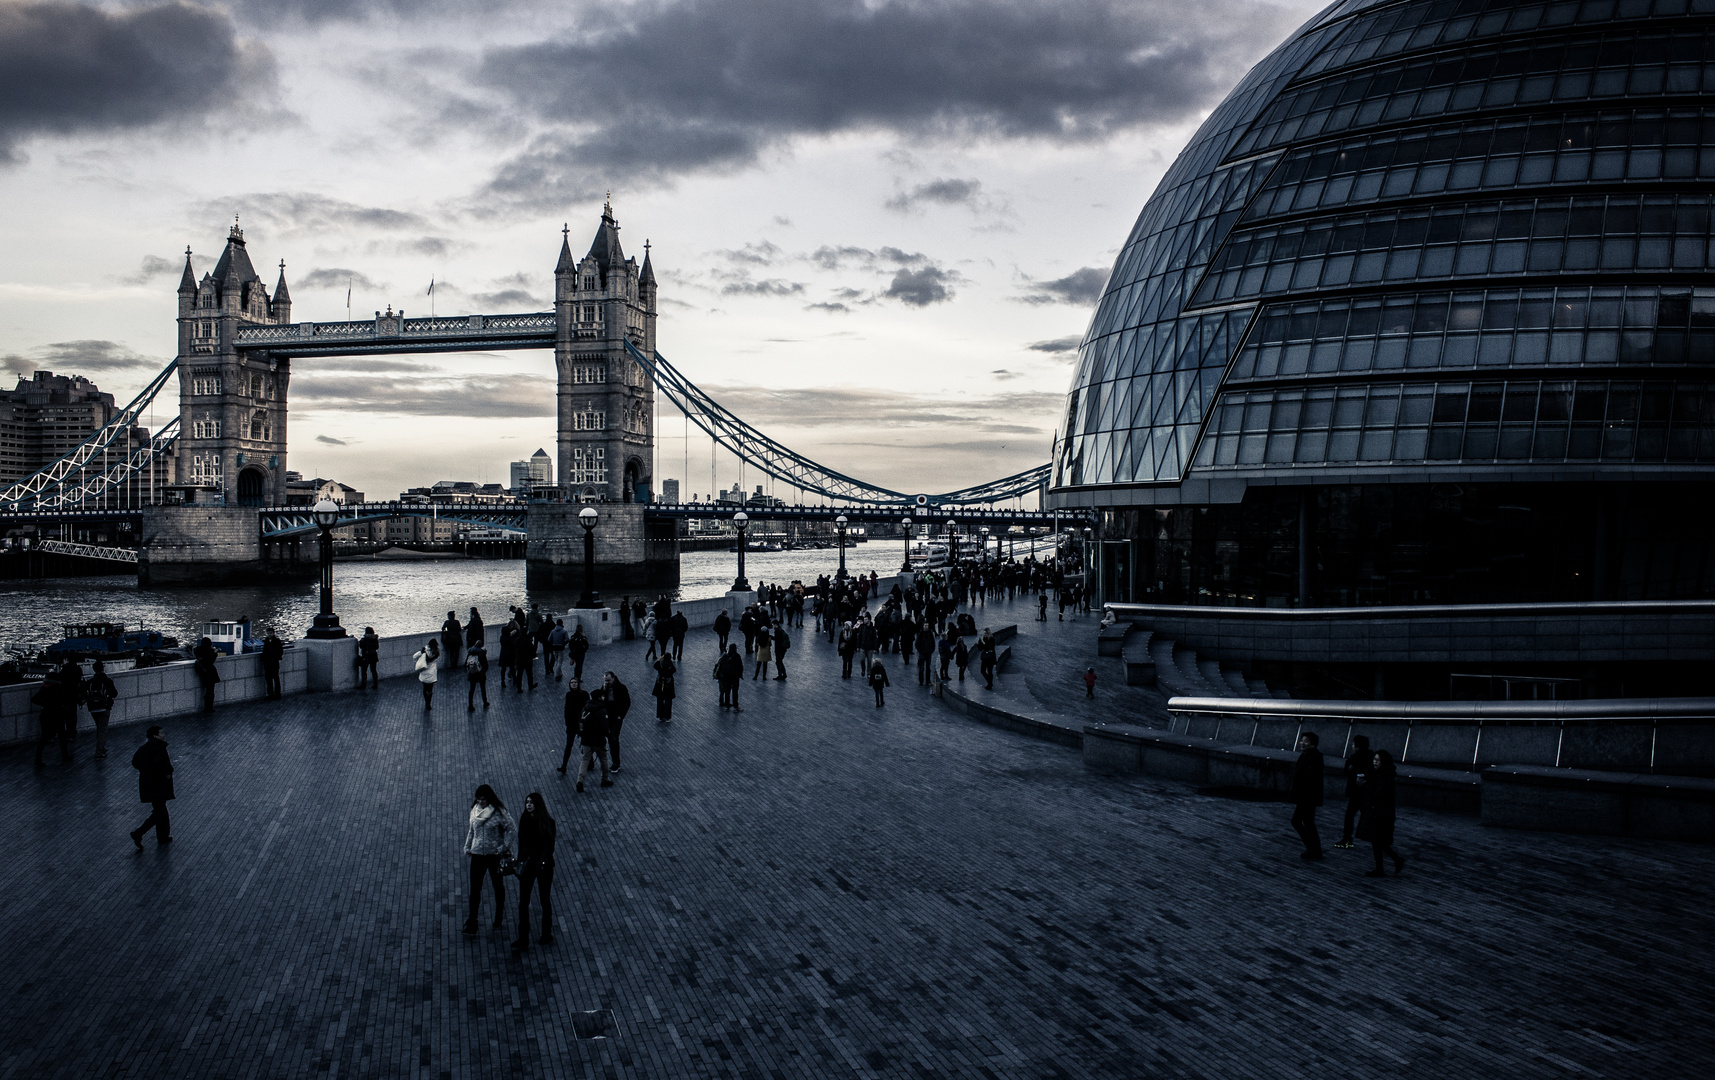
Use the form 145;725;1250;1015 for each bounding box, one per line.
1056;0;1715;491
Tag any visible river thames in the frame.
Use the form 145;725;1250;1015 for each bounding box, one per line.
0;547;911;650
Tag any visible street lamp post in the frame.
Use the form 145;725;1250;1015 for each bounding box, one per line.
900;516;914;572
834;514;848;580
980;526;990;563
306;498;346;638
732;512;751;591
576;506;600;608
945;517;957;563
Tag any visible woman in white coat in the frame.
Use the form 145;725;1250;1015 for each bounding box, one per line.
414;638;439;709
462;784;515;935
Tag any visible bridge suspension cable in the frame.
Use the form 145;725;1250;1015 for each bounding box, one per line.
631;343;1050;507
0;359;180;511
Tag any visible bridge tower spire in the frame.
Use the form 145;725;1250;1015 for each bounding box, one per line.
176;220;292;506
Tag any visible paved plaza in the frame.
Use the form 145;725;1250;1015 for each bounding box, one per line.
2;595;1711;1079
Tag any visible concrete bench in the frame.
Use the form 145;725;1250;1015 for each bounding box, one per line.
1097;623;1129;657
1482;765;1715;842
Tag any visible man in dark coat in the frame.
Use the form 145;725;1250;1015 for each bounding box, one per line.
618;596;633;640
739;607;759;655
715;644;745;711
670;610;689;662
915;625;936;686
604;672;631;772
772;624;790;680
261;630;285;699
357;627;380;689
574;693;612;791
441;611;463;670
1289;732;1325;861
558;677;590;775
713;609;732;652
129;725;174;848
32;667;74;767
567;626;590;683
1335;735;1372;849
192;637;220;713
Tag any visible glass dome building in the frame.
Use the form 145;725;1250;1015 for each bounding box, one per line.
1052;0;1715;609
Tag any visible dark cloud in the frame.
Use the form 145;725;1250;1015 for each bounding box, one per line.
315;434;348;445
0;2;273;163
291;373;553;417
2;340;160;378
805;301;849;313
123;255;181;286
720;278;805;297
199;193;430;236
473;0;1293;206
885;177;982;212
298;268;385;291
721;241;783;266
467;287;540;308
1027;335;1082;354
373;236;462;259
884;266;956;307
1019;267;1108;305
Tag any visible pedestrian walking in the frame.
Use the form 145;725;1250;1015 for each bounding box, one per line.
653;654;677;722
603;672;631;772
1290;732;1326;861
441;611;463;670
262;630;284;699
415;638;439;709
465;641;491;709
32;664;74;766
193;636;220;713
85;659;117;759
128;725;173;848
977;630;997;689
558;677;590;772
937;631;954;682
512;793;556;952
517;627;539;691
753;631;772;680
357;627;380;689
954;636;970;682
1335;735;1371;849
1083;666;1097;698
868;656;890;707
575;693;613;791
772;624;790;680
713;609;731;652
838;623;856;679
643;613;659;661
915;625;935;686
671;610;688;662
547;619;567;681
715;645;744;711
461;785;515;935
1038;594;1049;621
1358;750;1406;878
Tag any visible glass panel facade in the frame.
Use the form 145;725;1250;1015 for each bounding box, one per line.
1242;110;1715;223
1227;285;1715;378
1194;378;1715;468
1194;194;1715;306
1057;0;1715;505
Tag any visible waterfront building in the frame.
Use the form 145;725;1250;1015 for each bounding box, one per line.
509;448;553;494
0;370;172;506
284;472;362;506
1051;0;1715;613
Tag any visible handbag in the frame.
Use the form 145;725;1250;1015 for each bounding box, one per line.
499;854;521;876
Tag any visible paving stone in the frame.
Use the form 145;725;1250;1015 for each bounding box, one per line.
0;594;1710;1078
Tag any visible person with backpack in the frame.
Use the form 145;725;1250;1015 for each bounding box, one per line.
85;659;117;759
414;638;439;709
466;642;490;710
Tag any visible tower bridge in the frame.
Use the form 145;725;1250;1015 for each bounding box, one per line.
0;201;1075;587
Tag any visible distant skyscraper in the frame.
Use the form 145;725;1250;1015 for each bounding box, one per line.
661;478;680;504
0;369;172;505
510;447;553;493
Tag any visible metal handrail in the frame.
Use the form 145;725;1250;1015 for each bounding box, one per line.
1166;696;1715;722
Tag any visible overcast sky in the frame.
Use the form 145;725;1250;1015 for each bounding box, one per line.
0;0;1321;502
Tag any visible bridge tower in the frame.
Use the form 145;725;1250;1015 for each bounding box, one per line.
175;221;292;506
553;198;657;503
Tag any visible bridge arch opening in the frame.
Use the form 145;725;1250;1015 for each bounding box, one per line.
236;467;267;507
